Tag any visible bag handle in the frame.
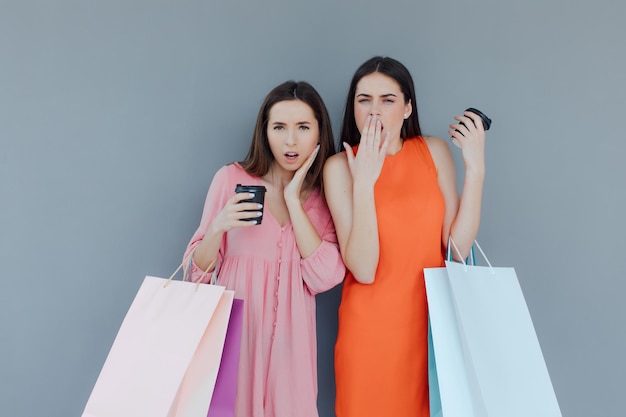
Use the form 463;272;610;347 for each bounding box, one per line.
163;249;216;290
183;247;216;282
446;236;476;265
448;236;495;274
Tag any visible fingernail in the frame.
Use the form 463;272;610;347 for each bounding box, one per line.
257;204;263;209
249;193;255;198
256;212;262;217
252;220;258;225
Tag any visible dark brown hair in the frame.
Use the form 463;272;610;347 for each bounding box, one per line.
240;81;335;191
340;56;422;150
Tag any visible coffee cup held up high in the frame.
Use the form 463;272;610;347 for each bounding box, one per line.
451;107;492;148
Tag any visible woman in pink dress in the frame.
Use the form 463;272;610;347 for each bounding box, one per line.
183;81;345;417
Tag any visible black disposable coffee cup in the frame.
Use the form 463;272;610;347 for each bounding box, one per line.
452;107;492;148
235;184;266;224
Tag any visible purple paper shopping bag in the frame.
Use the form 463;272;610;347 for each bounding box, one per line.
207;298;244;417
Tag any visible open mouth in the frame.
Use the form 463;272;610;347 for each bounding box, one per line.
285;152;299;161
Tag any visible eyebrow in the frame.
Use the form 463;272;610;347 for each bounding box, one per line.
270;120;313;125
356;93;398;98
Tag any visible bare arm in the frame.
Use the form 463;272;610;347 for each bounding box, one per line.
324;154;379;283
427;111;486;260
323;116;389;284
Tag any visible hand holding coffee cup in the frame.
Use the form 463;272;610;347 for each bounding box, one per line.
450;107;492;148
235;184;267;224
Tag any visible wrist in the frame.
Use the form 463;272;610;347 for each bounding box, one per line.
207;222;227;239
352;177;375;195
464;163;485;181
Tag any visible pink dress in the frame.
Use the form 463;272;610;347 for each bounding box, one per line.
184;163;345;417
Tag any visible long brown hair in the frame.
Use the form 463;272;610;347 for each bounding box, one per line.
240;81;335;191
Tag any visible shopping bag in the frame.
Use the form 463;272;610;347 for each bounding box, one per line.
425;243;562;417
426;269;478;417
82;274;237;417
207;298;243;417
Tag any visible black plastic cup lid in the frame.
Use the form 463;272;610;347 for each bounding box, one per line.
465;107;492;130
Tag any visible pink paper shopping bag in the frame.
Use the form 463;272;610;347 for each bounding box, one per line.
82;276;235;417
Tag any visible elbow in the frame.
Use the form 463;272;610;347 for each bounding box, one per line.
348;265;376;284
344;254;377;285
354;274;375;285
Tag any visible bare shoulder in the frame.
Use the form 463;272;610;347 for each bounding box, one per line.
323;152;349;175
423;135;450;153
423;135;453;170
323;151;352;198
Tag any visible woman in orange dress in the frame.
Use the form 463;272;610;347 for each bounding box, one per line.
324;57;487;417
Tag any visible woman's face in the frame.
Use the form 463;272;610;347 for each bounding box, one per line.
266;99;319;173
353;72;412;141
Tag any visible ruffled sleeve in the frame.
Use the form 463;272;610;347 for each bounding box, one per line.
300;206;345;295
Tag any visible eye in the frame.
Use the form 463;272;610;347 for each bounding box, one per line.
384;98;395;103
273;125;285;130
299;125;310;131
357;98;370;103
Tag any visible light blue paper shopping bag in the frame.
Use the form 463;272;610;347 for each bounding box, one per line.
425;243;562;417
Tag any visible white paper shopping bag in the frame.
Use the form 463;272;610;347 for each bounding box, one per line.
425;267;484;417
82;276;234;417
445;261;561;417
425;243;562;417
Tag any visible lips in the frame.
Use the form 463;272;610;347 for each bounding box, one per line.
284;152;299;162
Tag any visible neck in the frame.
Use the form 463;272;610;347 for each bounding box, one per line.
264;165;294;190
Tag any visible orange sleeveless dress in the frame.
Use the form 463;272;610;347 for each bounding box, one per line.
334;137;445;417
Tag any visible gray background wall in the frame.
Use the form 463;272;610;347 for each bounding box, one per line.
1;0;624;416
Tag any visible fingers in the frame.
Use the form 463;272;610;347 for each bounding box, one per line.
283;143;321;201
358;115;385;155
451;112;484;136
464;111;485;133
305;144;320;168
449;111;486;147
233;192;254;204
292;144;320;182
360;115;382;150
373;118;382;152
232;193;263;223
344;142;355;165
380;131;391;155
360;115;373;147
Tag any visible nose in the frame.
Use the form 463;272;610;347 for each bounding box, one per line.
285;128;296;146
368;101;381;117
